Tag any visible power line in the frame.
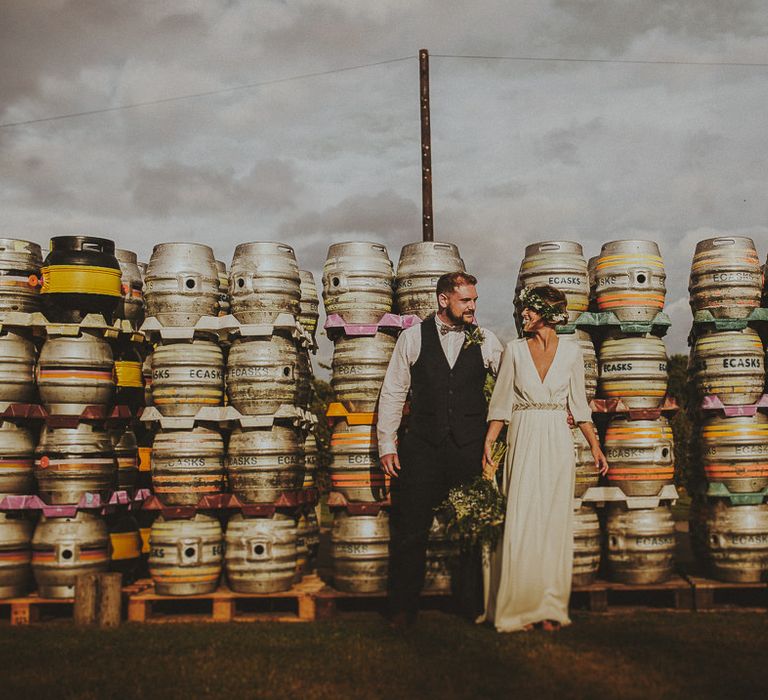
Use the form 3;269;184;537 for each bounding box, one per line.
432;53;768;68
0;56;413;129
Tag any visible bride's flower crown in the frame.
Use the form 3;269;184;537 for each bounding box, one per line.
518;287;570;325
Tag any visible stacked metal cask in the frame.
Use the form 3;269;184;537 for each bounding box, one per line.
688;236;768;582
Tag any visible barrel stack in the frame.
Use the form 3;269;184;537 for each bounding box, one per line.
688;236;768;583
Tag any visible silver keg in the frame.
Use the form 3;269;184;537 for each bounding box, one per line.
0;330;36;404
295;508;319;577
322;242;394;323
32;512;109;598
573;427;598;499
0;238;43;314
330;510;389;594
598;334;668;408
109;424;139;496
226;425;305;503
395;242;465;319
225;513;298;594
574;330;597;402
595;240;666;322
689;237;762;319
606;504;675;584
423;516;457;594
329;420;387;502
215;260;229;317
302;432;318;490
149;513;223;595
0;512;33;598
229;242;301;323
151;427;225;506
0;420;35;496
150;339;224;417
37;331;114;415
701;414;768;493
35;423;117;505
298;270;320;339
330;332;396;412
144;242;219;326
690;329;765;405
572;505;601;587
115;249;144;327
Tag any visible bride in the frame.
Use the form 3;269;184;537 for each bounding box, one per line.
482;285;608;632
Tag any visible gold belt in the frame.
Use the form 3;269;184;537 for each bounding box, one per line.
513;402;566;411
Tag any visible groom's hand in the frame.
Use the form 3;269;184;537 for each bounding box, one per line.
380;453;401;478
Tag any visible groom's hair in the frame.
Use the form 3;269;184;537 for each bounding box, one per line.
436;271;477;298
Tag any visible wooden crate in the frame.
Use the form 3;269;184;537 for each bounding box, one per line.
687;576;768;610
312;587;452;619
1;594;74;625
570;576;695;611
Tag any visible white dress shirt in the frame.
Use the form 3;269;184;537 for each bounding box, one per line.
376;315;504;456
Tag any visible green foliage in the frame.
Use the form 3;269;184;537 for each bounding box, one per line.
438;475;506;550
667;353;697;492
309;378;333;491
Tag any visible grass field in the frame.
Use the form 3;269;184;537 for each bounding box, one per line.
1;610;766;699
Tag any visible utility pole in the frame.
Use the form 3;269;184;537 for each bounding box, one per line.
419;49;433;242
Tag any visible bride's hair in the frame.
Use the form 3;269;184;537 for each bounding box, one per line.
522;285;568;326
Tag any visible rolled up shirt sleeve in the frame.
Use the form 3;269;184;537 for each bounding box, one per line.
486;342;516;423
567;345;593;423
376;328;417;456
481;329;504;376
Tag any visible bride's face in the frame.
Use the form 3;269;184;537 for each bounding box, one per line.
521;307;545;332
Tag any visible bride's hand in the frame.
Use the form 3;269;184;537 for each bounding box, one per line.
592;446;609;476
482;442;497;480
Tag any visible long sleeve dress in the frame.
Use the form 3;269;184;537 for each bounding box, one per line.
484;337;592;632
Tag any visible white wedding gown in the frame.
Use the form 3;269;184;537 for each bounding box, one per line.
484;337;592;632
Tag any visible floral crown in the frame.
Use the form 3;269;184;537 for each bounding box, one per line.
518;287;569;325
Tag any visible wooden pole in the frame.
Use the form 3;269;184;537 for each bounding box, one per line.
420;49;434;242
97;573;123;628
74;573;99;625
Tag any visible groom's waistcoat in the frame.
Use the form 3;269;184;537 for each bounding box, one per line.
408;315;488;447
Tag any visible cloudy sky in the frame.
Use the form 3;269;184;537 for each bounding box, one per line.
3;1;768;365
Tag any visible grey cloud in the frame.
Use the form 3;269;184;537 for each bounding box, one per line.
535;118;604;166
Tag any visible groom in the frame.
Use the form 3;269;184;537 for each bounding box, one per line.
378;272;502;626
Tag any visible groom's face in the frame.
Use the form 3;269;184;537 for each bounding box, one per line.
439;283;478;325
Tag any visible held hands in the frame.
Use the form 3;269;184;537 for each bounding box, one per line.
380;453;401;478
482;441;503;480
592;446;610;477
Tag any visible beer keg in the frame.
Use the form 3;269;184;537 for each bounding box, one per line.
572;505;601;587
151;427;225;506
150;339;224;417
298;270;320;339
215;260;229;317
107;513;142;582
109;424;139;496
35;423;117;505
0;238;43;314
395;242;465;319
598;334;668;408
573;427;598;499
0;512;33;598
114;249;144;327
423;517;457;594
32;512;109;598
606;504;675;584
517;241;589;324
114;341;144;410
226;425;304;503
37;331;114;415
295;509;319;577
690;329;765;405
330;332;396;412
149;513;223;595
0;421;35;496
40;236;122;323
225;513;298;594
0;330;36;404
689;237;762;319
302;432;318;490
701;414;768;493
595;240;666;322
330;510;389;594
322;242;394;323
329;420;388;502
604;417;675;497
229;242;301;323
574;330;597;402
144;242;219;326
226;335;299;415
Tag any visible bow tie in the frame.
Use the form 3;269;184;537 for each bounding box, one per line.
438;322;464;335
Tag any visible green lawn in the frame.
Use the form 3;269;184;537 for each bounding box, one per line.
1;610;766;699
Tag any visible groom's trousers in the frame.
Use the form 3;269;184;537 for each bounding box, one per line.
388;430;484;619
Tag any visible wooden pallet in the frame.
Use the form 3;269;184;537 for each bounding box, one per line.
127;574;326;623
312;587;452;618
570;576;694;611
686;576;768;610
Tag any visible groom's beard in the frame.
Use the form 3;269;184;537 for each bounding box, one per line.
445;306;473;326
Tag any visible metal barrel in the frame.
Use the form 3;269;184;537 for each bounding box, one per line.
689;237;762;319
229;242;301;323
298;270;320;339
226;425;305;503
394;241;465;319
215;260;229;317
595;240;666;322
0;238;43;314
225;335;299;415
322;242;394;323
604;417;675;497
114;248;144;327
0;329;36;404
302;432;318;490
698;500;768;583
423;516;458;593
150;339;224;417
225;513;298;594
37;331;114;415
148;513;223;596
330;332;396;412
701;414;768;493
34;423;117;505
295;508;319;577
144;242;219;326
574;330;597;402
597;334;668;408
329;420;388;502
690;329;765;405
31;512;109;598
107;513;142;582
151;427;225;506
0;512;33;598
142;353;153;407
606;504;675;584
40;236;122;324
296;347;313;410
572;505;601;587
0;420;35;496
109;424;139;497
573;427;598;498
517;241;589;324
113;341;144;411
330;510;390;594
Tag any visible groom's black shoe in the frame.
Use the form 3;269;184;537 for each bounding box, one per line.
388;611;416;630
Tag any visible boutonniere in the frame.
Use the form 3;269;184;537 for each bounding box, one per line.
463;325;485;349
